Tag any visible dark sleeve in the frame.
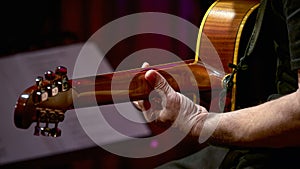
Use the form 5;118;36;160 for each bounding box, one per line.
282;0;300;70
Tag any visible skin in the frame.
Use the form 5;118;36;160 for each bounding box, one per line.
142;69;300;148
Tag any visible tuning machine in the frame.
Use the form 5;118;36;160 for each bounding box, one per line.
34;122;62;137
34;108;65;137
34;76;48;103
34;125;62;137
55;66;70;92
40;124;62;137
44;70;59;97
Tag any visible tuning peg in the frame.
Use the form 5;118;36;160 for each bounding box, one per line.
34;76;48;103
61;76;70;92
55;66;67;76
35;76;43;87
58;113;65;122
44;70;59;97
41;127;52;136
40;121;62;137
46;84;59;97
55;66;70;92
40;120;51;136
50;125;62;137
34;120;41;136
56;79;69;92
44;70;56;81
34;126;41;136
34;90;48;103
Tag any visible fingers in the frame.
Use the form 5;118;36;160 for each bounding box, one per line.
134;62;177;123
145;69;175;94
142;62;150;68
132;62;150;111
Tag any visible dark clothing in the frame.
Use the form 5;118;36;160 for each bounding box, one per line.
221;0;300;168
268;0;300;71
283;0;300;70
271;0;300;95
220;148;300;169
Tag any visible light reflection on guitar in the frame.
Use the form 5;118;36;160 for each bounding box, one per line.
13;0;260;137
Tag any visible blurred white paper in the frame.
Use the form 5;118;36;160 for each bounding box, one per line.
0;43;150;165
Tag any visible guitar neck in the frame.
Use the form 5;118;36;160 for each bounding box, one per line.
70;59;224;109
14;59;225;130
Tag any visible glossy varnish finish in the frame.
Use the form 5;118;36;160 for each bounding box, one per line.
197;0;259;73
197;0;259;110
71;59;223;109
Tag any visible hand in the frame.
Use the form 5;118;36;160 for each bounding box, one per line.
134;62;207;133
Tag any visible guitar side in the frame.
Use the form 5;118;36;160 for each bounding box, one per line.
197;0;260;111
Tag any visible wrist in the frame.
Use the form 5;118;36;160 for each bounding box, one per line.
175;94;206;133
189;106;208;136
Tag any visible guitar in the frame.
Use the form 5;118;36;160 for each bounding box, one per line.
14;0;260;137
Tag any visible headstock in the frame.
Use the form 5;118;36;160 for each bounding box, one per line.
14;66;73;137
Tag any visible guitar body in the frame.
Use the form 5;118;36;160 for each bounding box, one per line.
197;0;275;112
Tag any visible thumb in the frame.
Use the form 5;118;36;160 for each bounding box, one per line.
145;70;174;94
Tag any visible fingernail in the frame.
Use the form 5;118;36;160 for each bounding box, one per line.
145;70;157;84
142;62;150;68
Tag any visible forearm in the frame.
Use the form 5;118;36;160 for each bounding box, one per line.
192;90;300;148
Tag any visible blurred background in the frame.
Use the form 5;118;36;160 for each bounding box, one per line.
0;0;214;168
0;0;213;60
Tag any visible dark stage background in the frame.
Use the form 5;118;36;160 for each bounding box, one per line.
0;0;213;59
